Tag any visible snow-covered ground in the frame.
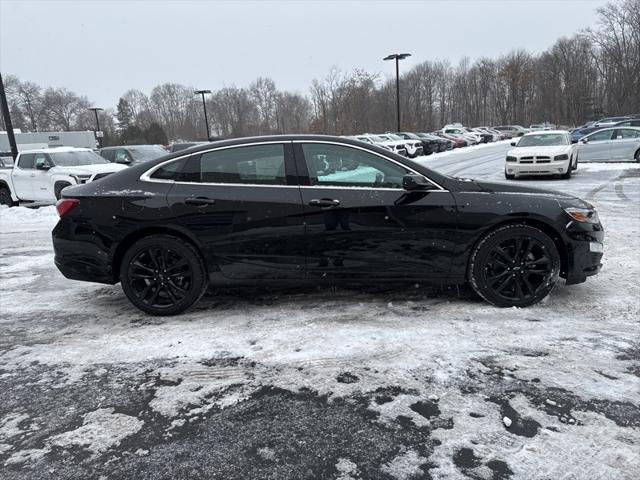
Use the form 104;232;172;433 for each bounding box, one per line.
0;143;638;479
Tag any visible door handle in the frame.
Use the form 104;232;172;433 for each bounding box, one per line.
309;198;340;208
184;196;216;206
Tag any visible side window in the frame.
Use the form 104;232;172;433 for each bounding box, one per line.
301;144;410;189
114;149;130;163
17;153;35;169
100;150;114;162
150;157;189;181
34;153;51;169
614;129;640;139
588;130;614;142
194;144;286;185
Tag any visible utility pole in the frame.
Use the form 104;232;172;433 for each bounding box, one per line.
195;89;212;140
0;72;19;160
88;107;104;148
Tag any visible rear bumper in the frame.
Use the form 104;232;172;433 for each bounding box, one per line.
52;222;116;284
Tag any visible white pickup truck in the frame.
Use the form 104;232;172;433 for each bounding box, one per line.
0;147;127;206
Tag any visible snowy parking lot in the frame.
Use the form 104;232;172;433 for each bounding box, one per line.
1;142;639;479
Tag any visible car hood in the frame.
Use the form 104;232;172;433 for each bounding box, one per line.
452;178;583;202
508;145;571;156
52;164;129;175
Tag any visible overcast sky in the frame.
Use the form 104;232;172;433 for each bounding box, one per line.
1;0;607;108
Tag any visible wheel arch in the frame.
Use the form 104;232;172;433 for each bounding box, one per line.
112;226;207;281
466;217;569;280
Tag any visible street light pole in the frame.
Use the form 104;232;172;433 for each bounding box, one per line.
383;53;411;132
88;107;104;148
194;89;212;140
0;72;18;161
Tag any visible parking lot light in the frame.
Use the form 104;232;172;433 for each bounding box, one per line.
88;107;104;148
383;53;411;132
195;89;212;141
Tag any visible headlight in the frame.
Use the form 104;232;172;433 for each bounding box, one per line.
554;154;569;161
565;207;599;224
506;156;517;162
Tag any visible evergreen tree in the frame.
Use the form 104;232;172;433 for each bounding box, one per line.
116;98;134;130
144;123;168;145
120;125;145;145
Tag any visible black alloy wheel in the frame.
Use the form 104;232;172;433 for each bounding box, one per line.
120;235;207;315
469;225;560;307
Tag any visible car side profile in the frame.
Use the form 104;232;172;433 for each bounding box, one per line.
99;145;168;166
576;127;640;162
53;135;604;315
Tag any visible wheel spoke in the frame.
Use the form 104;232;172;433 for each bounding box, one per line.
148;284;161;305
132;261;154;274
526;256;550;266
514;276;524;299
130;272;153;280
495;275;513;293
521;275;535;296
163;284;177;304
494;247;513;264
167;259;188;273
167;279;187;296
487;270;509;283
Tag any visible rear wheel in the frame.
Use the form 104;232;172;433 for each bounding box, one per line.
120;235;208;315
469;224;560;308
635;149;640;162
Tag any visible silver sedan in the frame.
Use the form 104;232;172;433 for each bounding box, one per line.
576;127;640;162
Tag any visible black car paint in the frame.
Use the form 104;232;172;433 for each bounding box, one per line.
52;135;603;290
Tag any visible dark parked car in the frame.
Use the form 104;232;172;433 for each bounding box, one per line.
53;135;604;315
570;126;603;143
99;145;168;166
397;132;444;154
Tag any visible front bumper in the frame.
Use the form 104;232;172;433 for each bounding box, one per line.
506;160;569;176
563;219;604;284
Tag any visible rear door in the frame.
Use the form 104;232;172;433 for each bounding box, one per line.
160;142;306;280
610;128;640;160
580;129;614;161
294;141;458;280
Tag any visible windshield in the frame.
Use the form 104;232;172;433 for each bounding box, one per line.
128;145;167;162
50;150;109;166
517;134;568;147
366;135;386;143
386;134;404;141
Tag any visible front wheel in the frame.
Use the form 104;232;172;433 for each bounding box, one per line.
0;186;16;207
561;165;572;179
505;171;515;180
120;235;208;315
635;149;640;162
469;224;560;308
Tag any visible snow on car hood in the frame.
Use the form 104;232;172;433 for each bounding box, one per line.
508;145;572;157
51;164;129;175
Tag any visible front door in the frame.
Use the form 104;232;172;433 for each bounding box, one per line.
32;152;55;201
294;142;458;280
164;142;306;280
12;153;36;200
580;129;613;161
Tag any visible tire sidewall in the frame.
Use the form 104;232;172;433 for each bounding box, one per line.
469;225;561;308
120;235;207;316
0;187;14;206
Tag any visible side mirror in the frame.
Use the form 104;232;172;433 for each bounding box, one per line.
571;139;578;144
510;141;516;146
403;173;431;191
580;138;588;144
115;157;131;164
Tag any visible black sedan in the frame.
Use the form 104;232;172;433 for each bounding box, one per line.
52;135;604;315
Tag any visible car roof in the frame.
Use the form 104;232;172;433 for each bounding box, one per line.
587;126;640;132
522;130;568;136
19;146;93;154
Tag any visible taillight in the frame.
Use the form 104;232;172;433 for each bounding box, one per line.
56;199;80;218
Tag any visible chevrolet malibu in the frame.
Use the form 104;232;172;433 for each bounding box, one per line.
53;135;604;315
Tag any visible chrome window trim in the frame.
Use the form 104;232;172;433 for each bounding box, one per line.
140;141;289;185
140;138;446;191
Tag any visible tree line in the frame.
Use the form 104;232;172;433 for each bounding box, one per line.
1;0;637;146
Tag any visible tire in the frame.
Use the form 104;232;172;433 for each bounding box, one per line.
561;165;572;179
469;224;560;308
635;149;640;162
571;153;578;171
54;182;72;200
120;235;208;316
0;186;16;207
504;171;515;180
